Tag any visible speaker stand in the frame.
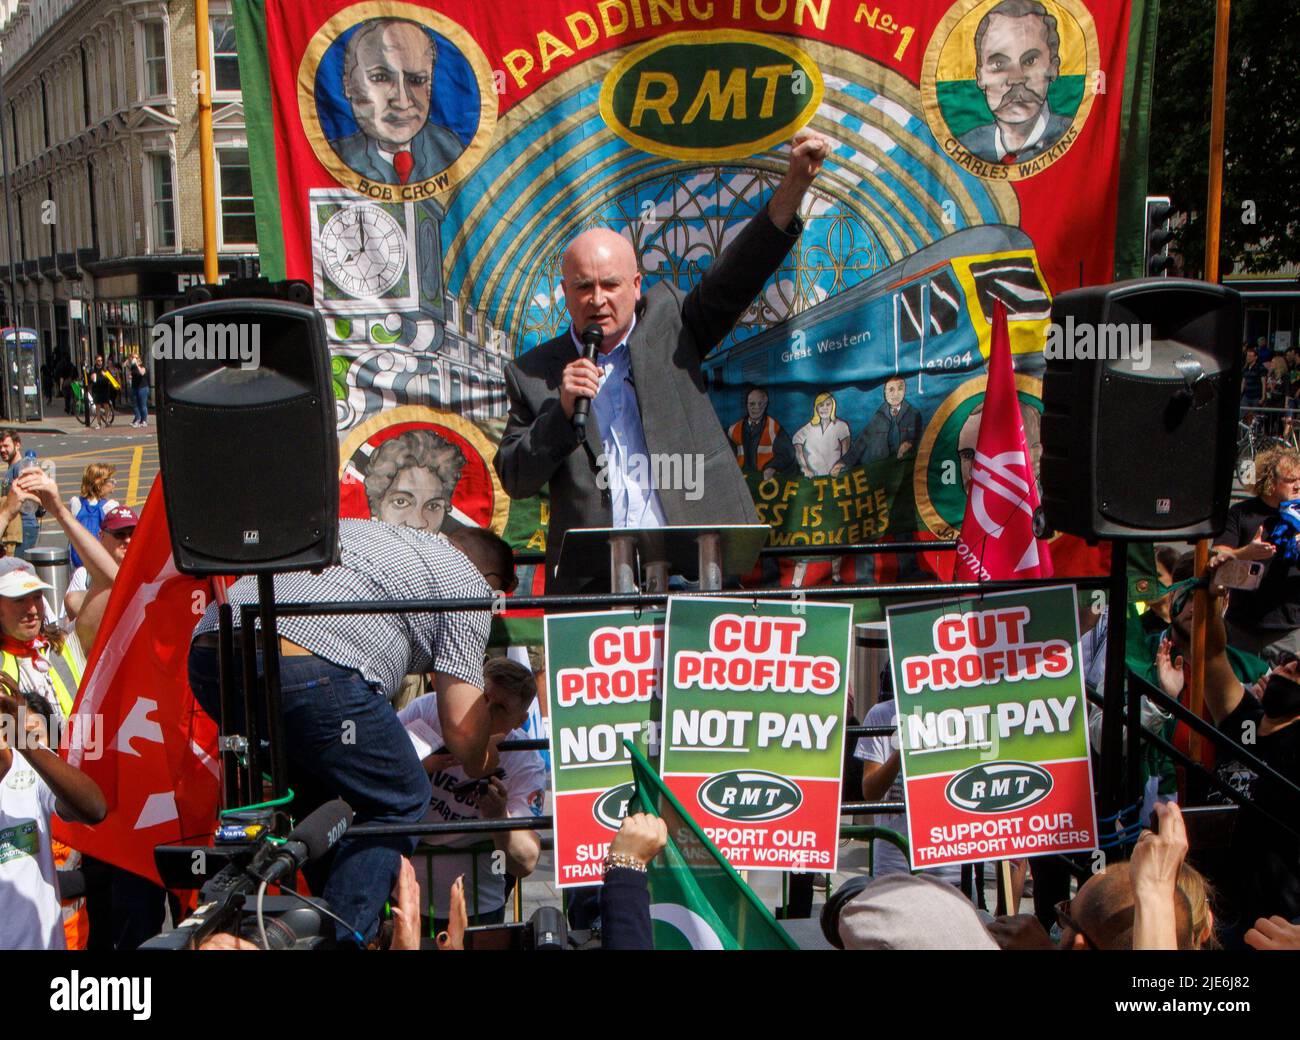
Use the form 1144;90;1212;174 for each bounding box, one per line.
257;573;291;803
1097;544;1142;847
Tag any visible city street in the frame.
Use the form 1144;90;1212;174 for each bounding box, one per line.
12;412;159;552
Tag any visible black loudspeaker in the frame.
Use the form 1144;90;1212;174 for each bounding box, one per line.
155;299;340;575
1040;278;1242;541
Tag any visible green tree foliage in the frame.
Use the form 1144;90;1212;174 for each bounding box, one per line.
1148;0;1300;276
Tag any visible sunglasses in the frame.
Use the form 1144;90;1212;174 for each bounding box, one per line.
1055;899;1099;950
104;528;135;540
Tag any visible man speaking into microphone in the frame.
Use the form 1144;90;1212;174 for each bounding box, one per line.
494;130;831;592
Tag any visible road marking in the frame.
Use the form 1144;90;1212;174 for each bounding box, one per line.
48;444;159;465
126;446;144;506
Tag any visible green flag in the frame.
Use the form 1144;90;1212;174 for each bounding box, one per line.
626;741;798;951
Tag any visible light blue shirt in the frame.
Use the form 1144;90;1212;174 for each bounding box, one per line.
571;320;666;530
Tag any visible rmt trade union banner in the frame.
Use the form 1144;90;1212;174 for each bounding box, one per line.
544;610;665;887
659;596;851;872
234;0;1156;596
886;586;1097;869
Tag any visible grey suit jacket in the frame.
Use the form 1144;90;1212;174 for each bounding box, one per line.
330;121;464;182
958;107;1073;164
494;207;801;593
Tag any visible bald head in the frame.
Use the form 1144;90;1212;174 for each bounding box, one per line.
1066;863;1193;950
561;228;642;350
563;228;636;273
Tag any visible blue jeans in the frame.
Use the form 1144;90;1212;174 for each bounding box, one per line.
16;517;37;559
187;645;430;946
133;387;149;423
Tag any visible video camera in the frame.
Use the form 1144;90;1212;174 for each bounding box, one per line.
141;799;354;950
462;906;567;950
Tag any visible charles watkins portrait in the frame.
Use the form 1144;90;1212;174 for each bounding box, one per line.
958;0;1073;165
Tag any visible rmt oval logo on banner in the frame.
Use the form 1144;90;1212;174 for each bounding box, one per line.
599;30;823;161
593;781;638;831
698;770;802;821
944;762;1053;814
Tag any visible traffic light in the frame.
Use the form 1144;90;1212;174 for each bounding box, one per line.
1145;195;1175;276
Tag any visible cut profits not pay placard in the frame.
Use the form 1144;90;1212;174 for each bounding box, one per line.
659;596;851;873
544;609;665;887
886;585;1098;870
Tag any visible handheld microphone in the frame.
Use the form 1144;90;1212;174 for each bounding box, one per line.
250;798;354;886
572;323;604;434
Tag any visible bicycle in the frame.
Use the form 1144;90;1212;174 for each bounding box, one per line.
1236;413;1286;486
1276;407;1300;453
89;399;116;429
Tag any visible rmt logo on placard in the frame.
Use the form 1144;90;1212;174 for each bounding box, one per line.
593;781;637;831
698;770;802;822
944;762;1053;814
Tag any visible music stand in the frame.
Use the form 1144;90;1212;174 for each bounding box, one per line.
554;524;769;592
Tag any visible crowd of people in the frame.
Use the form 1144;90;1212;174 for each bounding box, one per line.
0;129;1296;953
1240;339;1300;440
42;342;150;429
836;437;1300;952
852;543;1300;952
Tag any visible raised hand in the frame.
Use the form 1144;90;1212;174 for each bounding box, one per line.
1237;525;1277;562
389;856;421;951
13;468;59;510
768;129;833;229
785;127;831;187
1155;636;1185;699
1130;802;1189;950
436;875;467;951
1245;915;1300;951
608;811;668;867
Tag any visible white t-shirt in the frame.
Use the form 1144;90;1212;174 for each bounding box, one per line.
853;699;963;885
397;694;547;918
793;419;850;476
0;757;65;949
67;497;119;528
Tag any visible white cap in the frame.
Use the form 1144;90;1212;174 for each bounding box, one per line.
0;557;53;598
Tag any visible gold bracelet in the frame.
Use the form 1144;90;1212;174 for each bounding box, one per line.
603;852;647;874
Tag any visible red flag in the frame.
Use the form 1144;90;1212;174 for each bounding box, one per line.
55;479;225;883
954;301;1053;583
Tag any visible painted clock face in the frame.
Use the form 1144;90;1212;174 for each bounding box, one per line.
319;205;407;298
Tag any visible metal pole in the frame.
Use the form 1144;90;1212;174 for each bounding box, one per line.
255;575;290;802
0;45;17;421
1189;0;1232;766
1203;0;1231;285
697;531;723;592
216;602;241;810
195;0;219;285
1099;546;1133;836
609;533;637;594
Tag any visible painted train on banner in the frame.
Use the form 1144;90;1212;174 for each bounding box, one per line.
241;0;1147;586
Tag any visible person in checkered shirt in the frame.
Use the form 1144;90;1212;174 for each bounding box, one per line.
188;519;517;947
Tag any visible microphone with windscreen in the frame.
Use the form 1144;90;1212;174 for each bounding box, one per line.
249;798;354;886
572;323;604;434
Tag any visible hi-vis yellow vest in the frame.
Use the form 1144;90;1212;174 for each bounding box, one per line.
2;638;84;718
